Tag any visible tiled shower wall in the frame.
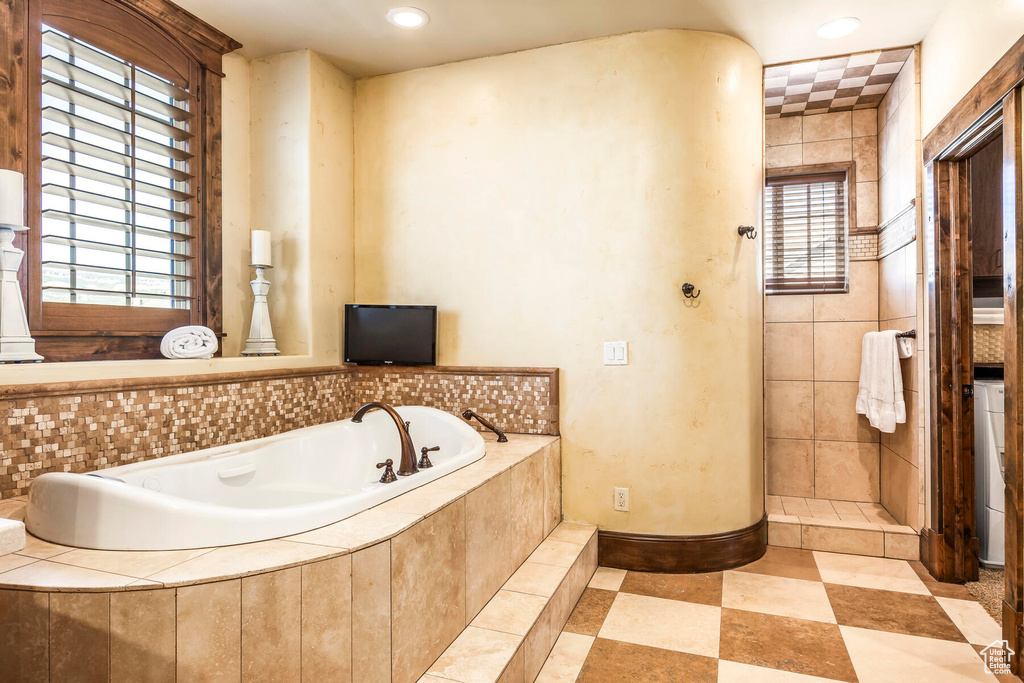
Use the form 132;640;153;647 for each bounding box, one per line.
876;46;925;530
765;108;879;232
0;365;558;499
764;109;882;503
763;48;925;529
764;262;880;502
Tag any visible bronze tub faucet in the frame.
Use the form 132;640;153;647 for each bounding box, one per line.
461;409;508;442
351;402;419;476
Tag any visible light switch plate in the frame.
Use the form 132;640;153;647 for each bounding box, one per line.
604;341;628;365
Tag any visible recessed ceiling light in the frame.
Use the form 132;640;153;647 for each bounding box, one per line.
387;7;429;29
817;17;861;39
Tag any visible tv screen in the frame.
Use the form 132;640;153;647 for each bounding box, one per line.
344;305;437;365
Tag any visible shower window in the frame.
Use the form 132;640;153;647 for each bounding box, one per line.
764;171;849;295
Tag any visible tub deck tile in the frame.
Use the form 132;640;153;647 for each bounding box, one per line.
145;539;338;587
0;559;141;592
285;507;422;553
51;547;214;579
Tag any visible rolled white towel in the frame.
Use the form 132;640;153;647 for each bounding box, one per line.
160;325;218;359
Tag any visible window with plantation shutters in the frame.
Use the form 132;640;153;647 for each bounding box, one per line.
15;0;239;362
40;27;195;310
764;172;849;295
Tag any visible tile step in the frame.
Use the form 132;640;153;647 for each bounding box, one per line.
420;521;598;683
768;512;920;560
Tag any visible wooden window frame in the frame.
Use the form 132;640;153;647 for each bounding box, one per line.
764;161;858;296
1;0;239;362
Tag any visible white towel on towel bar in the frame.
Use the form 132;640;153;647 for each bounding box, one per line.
160;325;218;360
855;330;906;433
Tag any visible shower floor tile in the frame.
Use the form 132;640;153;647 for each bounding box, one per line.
542;549;1007;682
768;495;900;526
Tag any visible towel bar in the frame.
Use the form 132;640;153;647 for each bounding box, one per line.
896;329;916;339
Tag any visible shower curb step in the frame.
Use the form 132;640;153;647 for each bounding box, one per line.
420;521;598;683
768;512;920;560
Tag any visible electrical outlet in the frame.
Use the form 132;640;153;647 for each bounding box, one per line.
614;487;630;511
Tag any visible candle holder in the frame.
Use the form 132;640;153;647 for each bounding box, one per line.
0;224;43;363
241;263;280;356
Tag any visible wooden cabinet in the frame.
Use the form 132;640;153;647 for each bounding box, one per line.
970;134;1004;287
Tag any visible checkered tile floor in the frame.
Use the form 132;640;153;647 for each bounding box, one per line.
536;547;1015;682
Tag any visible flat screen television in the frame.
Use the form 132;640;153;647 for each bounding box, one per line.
344;304;437;365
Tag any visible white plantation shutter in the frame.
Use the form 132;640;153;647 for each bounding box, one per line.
764;172;849;295
40;26;195;309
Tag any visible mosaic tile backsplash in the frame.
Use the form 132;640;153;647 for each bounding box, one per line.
0;366;558;499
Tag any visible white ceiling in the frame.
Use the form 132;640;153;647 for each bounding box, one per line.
173;0;950;77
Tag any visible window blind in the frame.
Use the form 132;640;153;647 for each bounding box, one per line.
764;172;848;295
39;26;195;309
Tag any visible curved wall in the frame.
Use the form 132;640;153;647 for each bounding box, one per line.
354;29;764;535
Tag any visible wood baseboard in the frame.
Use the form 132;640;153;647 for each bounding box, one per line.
597;515;767;573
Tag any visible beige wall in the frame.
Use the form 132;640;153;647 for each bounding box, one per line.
921;0;1024;136
249;49;355;360
1;50;355;385
309;53;356;359
250;51;313;356
353;30;765;535
221;52;254;359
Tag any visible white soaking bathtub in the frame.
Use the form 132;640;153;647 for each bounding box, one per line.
26;406;485;551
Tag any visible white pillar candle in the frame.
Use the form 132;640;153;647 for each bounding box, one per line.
251;230;272;266
0;170;25;228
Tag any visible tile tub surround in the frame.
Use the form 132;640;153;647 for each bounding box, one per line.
0;435;561;682
0;364;558;499
540;548;1003;682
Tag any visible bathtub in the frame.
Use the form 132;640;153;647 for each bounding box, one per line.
26;406;485;551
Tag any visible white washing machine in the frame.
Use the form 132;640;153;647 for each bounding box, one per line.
975;380;1005;568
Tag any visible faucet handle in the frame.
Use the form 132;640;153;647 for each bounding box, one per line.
419;446;440;469
376;459;397;483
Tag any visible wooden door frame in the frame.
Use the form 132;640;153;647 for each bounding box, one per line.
923;32;1024;670
1003;88;1024;665
922;149;979;585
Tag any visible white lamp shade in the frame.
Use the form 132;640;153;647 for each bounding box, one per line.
0;170;25;228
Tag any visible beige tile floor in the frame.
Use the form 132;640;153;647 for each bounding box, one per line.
536;548;1016;682
767;495;901;526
